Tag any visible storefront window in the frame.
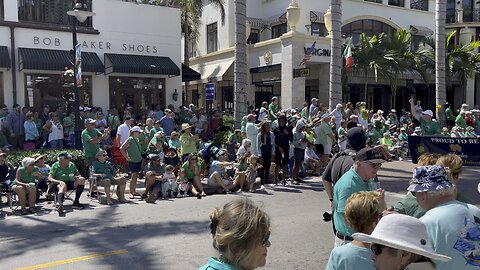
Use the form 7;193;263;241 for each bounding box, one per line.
109;77;165;119
24;74;92;112
410;0;428;11
310;23;327;37
388;0;405;7
272;23;287;39
342;19;396;45
248;29;260;44
222;86;233;110
18;0;93;28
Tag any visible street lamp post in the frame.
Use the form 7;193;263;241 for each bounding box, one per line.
67;0;95;149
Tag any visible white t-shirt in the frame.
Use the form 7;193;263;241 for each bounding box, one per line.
117;123;131;145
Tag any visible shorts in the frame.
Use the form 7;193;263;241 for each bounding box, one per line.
98;177;127;186
151;181;163;190
275;148;289;165
323;144;332;155
294;148;305;165
315;144;324;156
128;161;142;173
66;181;76;190
208;176;232;187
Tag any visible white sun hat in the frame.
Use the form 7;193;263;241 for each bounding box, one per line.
352;214;451;262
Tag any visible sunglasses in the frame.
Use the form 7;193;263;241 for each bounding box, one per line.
262;231;271;247
371;243;384;256
365;161;382;169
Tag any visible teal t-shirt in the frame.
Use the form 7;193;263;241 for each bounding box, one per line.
81;128;102;158
326;243;375;270
420;201;480;270
333;167;377;236
199;257;238;270
91;160;113;180
455;114;467;129
125;137;143;163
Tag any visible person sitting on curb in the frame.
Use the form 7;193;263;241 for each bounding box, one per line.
90;150;128;205
48;152;87;214
144;153;166;203
208;151;243;194
12;157;42;215
352;214;451;270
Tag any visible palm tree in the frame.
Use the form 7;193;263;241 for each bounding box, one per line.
234;0;247;127
174;0;226;66
425;31;480;102
435;0;447;123
329;0;343;110
350;33;390;102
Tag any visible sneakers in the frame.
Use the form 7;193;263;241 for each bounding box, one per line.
72;202;85;209
196;193;202;199
281;180;288;186
260;185;266;191
57;205;64;214
201;192;207;197
146;193;156;204
141;193;148;199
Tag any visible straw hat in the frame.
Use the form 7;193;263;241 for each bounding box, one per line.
181;123;193;131
353;214;451;262
32;154;45;162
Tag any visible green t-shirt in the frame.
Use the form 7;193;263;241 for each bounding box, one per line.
81;128;102;158
318;122;333;146
91;160;113;180
107;115;120;130
399;132;408;141
419;117;441;135
15;166;40;184
49;161;80;182
148;127;164;140
63;116;75;134
34;118;43;133
138;132;149;154
268;103;279;120
182;161;199;179
445;108;455;121
180;133;197;155
148;136;166;154
125;137;143;163
455;114;467;129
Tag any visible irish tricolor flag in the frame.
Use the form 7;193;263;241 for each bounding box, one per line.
344;41;353;72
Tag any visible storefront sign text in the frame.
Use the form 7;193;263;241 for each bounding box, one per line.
33;36;159;54
304;47;331;57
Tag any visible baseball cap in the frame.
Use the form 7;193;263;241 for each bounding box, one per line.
407;165;453;193
85;118;96;124
164;108;172;113
346;127;367;151
58;152;72;159
421;110;433;117
354;147;387;164
130;126;143;133
124;116;133;121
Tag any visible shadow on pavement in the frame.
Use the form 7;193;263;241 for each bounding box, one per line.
0;206;209;269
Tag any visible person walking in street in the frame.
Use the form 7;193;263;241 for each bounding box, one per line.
7;104;25;150
257;121;275;191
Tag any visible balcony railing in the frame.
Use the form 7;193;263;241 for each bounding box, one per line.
18;0;93;28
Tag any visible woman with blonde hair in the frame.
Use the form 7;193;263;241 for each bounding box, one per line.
326;191;383;270
199;198;271;270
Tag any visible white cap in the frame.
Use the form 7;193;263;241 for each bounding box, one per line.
462;104;469;107
421;110;433;117
130;126;143;133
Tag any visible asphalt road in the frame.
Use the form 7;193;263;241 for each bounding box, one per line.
0;161;479;270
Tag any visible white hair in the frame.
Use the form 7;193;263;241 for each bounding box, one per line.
22;157;35;168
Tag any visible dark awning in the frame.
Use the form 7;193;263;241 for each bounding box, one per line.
18;48;104;72
0;46;10;68
104;53;180;75
182;64;200;82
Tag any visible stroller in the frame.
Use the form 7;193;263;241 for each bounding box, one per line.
110;138;128;174
164;148;181;173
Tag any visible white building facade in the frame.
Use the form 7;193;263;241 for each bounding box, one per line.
0;0;185;116
185;0;442;112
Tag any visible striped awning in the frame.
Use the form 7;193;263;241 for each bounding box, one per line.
0;46;10;68
18;48;103;72
104;53;180;75
310;11;324;23
247;17;267;28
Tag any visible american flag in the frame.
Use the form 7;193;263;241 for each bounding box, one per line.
299;41;316;66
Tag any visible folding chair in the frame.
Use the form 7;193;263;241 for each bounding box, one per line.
0;188;20;214
87;168;117;202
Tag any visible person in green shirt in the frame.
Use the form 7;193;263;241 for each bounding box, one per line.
268;97;279;121
90;150;128;205
148;120;163;140
148;131;167;154
222;111;235;131
398;128;408;141
11;157;42;215
63;111;75;147
181;152;206;197
409;97;440;136
180;123;198;161
81;118;110;167
444;102;455;128
107;108;121;140
120;126;143;198
48;152;86;214
455;111;468;129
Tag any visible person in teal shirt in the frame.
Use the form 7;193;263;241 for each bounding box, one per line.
199;198;271;270
333;147;387;245
409;98;441;135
